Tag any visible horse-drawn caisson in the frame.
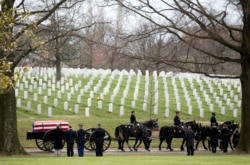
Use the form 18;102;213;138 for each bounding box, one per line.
26;119;239;152
26;119;159;152
26;120;112;152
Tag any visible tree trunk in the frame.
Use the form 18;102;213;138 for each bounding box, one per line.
238;53;250;153
56;54;61;81
237;0;250;153
0;87;27;155
55;37;61;81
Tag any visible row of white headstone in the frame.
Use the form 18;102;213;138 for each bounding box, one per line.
15;67;241;118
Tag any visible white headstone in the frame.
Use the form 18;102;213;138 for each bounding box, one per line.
38;87;42;95
80;89;84;96
67;93;71;101
85;107;89;117
237;86;241;93
74;84;79;91
64;101;68;110
109;103;113;112
98;100;102;109
110;95;114;103
61;85;65;93
17;98;21;107
223;94;227;100
234;95;238;102
100;93;104;100
29;85;33;92
54;99;58;107
77;95;81;103
24;91;28;99
70;87;75;94
221;107;225;115
132;100;136;109
165;108;169;117
37;104;41;114
230;103;234;111
74;104;79;114
143;103;147;111
69;79;73;86
27;101;31;111
209;104;213;112
48;88;51;96
48;107;52;117
66;83;69;90
154;105;158;115
90;91;94;98
15;89;19;97
42;83;46;90
20;83;24;90
44;96;48;104
176;102;180;111
120;106;124;116
57;91;61;99
39;79;42;86
48;80;51;87
188;105;192;115
200;108;204;118
233;109;237;118
238;100;241;107
120;98;125;105
34;93;37;101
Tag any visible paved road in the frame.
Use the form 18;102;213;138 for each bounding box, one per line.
25;147;231;156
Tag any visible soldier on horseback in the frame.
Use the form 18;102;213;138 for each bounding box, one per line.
210;112;218;126
130;110;140;130
130;110;137;124
174;111;183;127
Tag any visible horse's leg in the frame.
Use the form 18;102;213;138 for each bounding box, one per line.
118;139;125;152
195;139;200;150
202;139;208;150
167;138;173;151
125;138;132;151
158;138;164;151
208;139;211;150
118;139;122;150
145;139;151;151
133;138;139;151
166;138;170;150
219;140;222;150
180;138;185;151
136;139;143;151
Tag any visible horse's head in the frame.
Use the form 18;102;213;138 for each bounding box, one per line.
230;123;239;132
143;119;159;131
185;121;201;133
223;120;234;125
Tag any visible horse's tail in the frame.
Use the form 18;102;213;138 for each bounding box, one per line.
118;125;125;140
114;126;119;138
159;126;167;139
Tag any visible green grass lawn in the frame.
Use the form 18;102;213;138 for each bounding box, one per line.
0;154;249;165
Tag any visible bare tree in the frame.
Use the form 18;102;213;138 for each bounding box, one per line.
112;0;250;153
23;0;89;80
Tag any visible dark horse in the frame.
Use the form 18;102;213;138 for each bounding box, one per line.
115;119;159;151
195;120;239;150
159;121;201;151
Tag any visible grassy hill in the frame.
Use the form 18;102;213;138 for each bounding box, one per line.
15;67;241;149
